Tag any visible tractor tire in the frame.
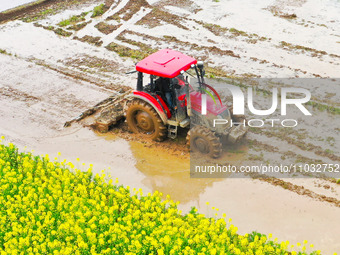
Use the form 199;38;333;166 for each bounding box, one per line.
126;99;167;141
186;130;190;149
188;126;222;158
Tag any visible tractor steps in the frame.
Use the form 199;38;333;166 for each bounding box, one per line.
179;118;190;128
168;124;178;139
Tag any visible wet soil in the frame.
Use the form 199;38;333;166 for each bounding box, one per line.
0;0;57;23
0;0;339;253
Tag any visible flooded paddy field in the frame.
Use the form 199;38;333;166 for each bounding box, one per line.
0;0;339;253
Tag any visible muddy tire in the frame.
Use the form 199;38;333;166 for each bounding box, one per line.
186;130;190;149
126;99;167;141
189;126;222;158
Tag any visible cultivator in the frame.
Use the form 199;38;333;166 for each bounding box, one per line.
64;89;132;132
65;49;247;158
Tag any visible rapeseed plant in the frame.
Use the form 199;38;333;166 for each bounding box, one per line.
0;140;323;254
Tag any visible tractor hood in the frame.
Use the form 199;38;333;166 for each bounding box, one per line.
136;49;197;78
190;91;228;115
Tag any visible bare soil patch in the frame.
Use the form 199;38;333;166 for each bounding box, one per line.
95;21;121;34
106;0;150;22
73;35;103;46
136;7;188;30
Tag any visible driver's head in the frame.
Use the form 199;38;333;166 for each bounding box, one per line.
171;78;179;85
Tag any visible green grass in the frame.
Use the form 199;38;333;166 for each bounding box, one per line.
91;4;105;18
21;8;55;22
58;19;71;27
0;49;11;55
54;28;72;37
58;12;88;27
105;42;156;61
306;101;340;115
229;27;248;36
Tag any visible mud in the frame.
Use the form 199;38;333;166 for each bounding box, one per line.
63;54;120;73
251;175;340;208
136;6;188;30
0;86;39;104
67;20;90;31
0;0;56;23
73;35;103;46
106;0;149;22
117;30;240;59
95;21;121;34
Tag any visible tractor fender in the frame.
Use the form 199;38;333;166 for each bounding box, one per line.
126;91;168;125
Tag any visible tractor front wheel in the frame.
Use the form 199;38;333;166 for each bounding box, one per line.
187;126;222;158
126;99;167;141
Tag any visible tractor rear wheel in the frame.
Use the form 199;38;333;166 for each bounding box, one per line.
126;99;167;141
188;126;222;158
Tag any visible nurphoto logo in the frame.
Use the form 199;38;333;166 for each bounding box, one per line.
201;84;312;128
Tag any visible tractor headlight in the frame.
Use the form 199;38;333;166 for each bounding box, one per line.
197;61;204;69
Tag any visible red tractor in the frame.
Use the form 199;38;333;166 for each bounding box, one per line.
124;49;247;158
66;49;247;158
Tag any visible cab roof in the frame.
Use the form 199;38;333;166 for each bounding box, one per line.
136;49;197;78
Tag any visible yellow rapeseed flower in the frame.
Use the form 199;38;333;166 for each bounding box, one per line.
0;142;317;255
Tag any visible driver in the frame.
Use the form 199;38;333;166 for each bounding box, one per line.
155;77;173;110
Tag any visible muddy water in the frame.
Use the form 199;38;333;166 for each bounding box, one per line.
129;139;248;203
125;137;340;254
5;126;339;254
89;130;340;254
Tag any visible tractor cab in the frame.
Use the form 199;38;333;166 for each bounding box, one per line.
124;49;247;157
131;49;198;127
132;49;228;127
